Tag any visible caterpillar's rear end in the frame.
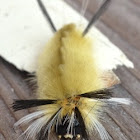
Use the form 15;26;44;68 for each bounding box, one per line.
12;0;130;140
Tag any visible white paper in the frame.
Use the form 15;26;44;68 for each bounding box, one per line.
0;0;133;72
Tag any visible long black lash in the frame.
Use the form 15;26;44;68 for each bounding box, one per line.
12;99;56;111
83;0;111;35
37;0;57;32
80;88;112;99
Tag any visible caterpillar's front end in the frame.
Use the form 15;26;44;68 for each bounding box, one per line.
36;24;110;140
12;1;130;140
13;24;121;140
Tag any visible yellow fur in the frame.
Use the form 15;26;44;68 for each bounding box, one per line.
14;11;129;140
36;24;108;138
37;24;105;100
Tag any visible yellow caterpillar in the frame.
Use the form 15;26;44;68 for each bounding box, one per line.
12;0;130;140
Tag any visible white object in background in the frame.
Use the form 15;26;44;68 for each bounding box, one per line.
0;0;133;73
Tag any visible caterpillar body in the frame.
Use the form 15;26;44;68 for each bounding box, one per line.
12;0;130;140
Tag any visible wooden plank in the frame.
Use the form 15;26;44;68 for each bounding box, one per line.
131;0;140;6
1;57;139;140
107;106;140;140
100;2;140;51
0;0;140;140
0;72;29;120
101;114;130;140
0;58;33;100
112;85;140;126
0;98;23;140
0;58;53;139
0;133;5;140
68;0;140;50
115;67;140;103
86;0;140;18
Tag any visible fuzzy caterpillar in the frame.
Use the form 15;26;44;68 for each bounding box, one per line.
12;0;130;140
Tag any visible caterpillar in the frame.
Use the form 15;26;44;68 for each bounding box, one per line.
12;0;130;140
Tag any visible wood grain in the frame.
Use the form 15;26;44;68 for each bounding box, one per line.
0;0;140;140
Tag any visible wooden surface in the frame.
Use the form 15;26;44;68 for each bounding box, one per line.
0;0;140;140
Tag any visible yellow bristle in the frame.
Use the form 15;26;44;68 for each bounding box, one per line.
37;24;105;100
